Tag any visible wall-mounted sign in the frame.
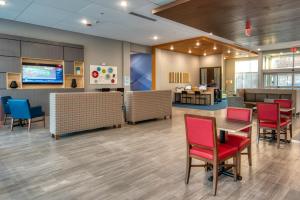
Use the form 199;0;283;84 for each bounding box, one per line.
90;65;117;85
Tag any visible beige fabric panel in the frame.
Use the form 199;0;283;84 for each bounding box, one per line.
50;92;124;136
125;90;172;123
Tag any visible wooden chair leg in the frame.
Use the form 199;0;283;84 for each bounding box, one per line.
277;127;280;148
10;118;14;131
213;162;218;196
247;145;252;166
233;156;238;181
185;157;192;184
290;124;293;139
43;116;46;128
256;126;260;144
4;114;7;125
28;119;31;132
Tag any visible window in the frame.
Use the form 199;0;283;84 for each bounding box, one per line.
263;50;300;88
235;60;258;90
264;73;293;88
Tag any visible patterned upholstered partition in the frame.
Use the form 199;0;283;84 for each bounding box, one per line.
50;92;124;138
125;90;172;123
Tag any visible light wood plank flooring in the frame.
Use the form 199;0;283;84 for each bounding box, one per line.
1;107;300;200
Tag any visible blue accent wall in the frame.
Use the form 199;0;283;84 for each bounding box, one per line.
130;53;152;91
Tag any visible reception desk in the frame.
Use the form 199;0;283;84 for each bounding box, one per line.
174;90;214;105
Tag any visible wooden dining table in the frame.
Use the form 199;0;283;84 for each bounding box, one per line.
207;115;253;181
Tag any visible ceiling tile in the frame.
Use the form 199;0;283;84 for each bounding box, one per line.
91;0;150;11
33;0;92;12
17;3;72;26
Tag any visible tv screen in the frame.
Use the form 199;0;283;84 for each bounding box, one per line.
22;63;63;84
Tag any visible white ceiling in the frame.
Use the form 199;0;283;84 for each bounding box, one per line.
0;0;217;46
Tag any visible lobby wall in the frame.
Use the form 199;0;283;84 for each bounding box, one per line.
155;49;201;91
0;19;149;91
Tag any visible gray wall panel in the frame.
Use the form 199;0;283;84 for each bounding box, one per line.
0;88;84;115
63;47;84;61
0;73;6;89
0;38;20;57
0;56;20;72
21;41;63;60
64;61;74;74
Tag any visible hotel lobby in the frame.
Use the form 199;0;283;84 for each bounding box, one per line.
1;0;300;199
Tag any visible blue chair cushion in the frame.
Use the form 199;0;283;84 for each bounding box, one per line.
30;106;45;118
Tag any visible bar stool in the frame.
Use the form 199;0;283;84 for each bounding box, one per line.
194;91;207;105
181;91;192;104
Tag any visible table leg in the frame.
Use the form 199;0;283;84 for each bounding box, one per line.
208;130;242;181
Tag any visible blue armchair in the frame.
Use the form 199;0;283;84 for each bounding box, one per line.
1;96;12;125
8;99;45;131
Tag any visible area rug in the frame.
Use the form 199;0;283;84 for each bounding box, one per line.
173;100;227;111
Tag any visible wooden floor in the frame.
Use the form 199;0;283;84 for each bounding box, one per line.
1;107;300;200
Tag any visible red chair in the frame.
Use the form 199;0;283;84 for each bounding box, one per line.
274;99;293;138
184;114;238;196
257;103;289;148
226;107;252;175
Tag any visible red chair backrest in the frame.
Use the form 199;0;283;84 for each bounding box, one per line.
184;114;216;149
227;107;252;122
227;107;252;133
274;99;292;108
257;103;279;122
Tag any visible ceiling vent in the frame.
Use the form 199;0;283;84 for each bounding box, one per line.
129;12;157;22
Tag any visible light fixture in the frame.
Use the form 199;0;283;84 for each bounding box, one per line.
280;52;283;55
224;57;226;60
170;45;174;50
0;0;6;6
153;35;158;40
227;49;231;54
188;49;192;54
203;52;207;56
196;41;200;46
236;52;239;56
213;46;217;50
81;19;88;25
257;48;261;51
120;1;128;7
209;32;213;35
297;51;300;54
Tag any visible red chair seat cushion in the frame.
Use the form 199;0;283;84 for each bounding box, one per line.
190;144;238;160
226;134;250;151
259;118;289;129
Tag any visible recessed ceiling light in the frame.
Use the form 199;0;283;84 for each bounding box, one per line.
227;50;231;54
170;46;174;50
209;32;213;35
196;42;200;46
0;0;6;6
81;19;88;25
153;35;158;40
257;48;261;51
213;46;217;50
120;1;128;7
203;52;207;56
224;57;226;60
188;49;192;54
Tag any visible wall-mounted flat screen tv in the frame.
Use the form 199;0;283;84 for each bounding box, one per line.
22;63;63;84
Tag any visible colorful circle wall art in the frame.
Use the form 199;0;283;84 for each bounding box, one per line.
108;67;113;73
92;71;99;78
90;65;118;85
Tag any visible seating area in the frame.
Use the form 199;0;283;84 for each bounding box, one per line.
2;0;300;199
